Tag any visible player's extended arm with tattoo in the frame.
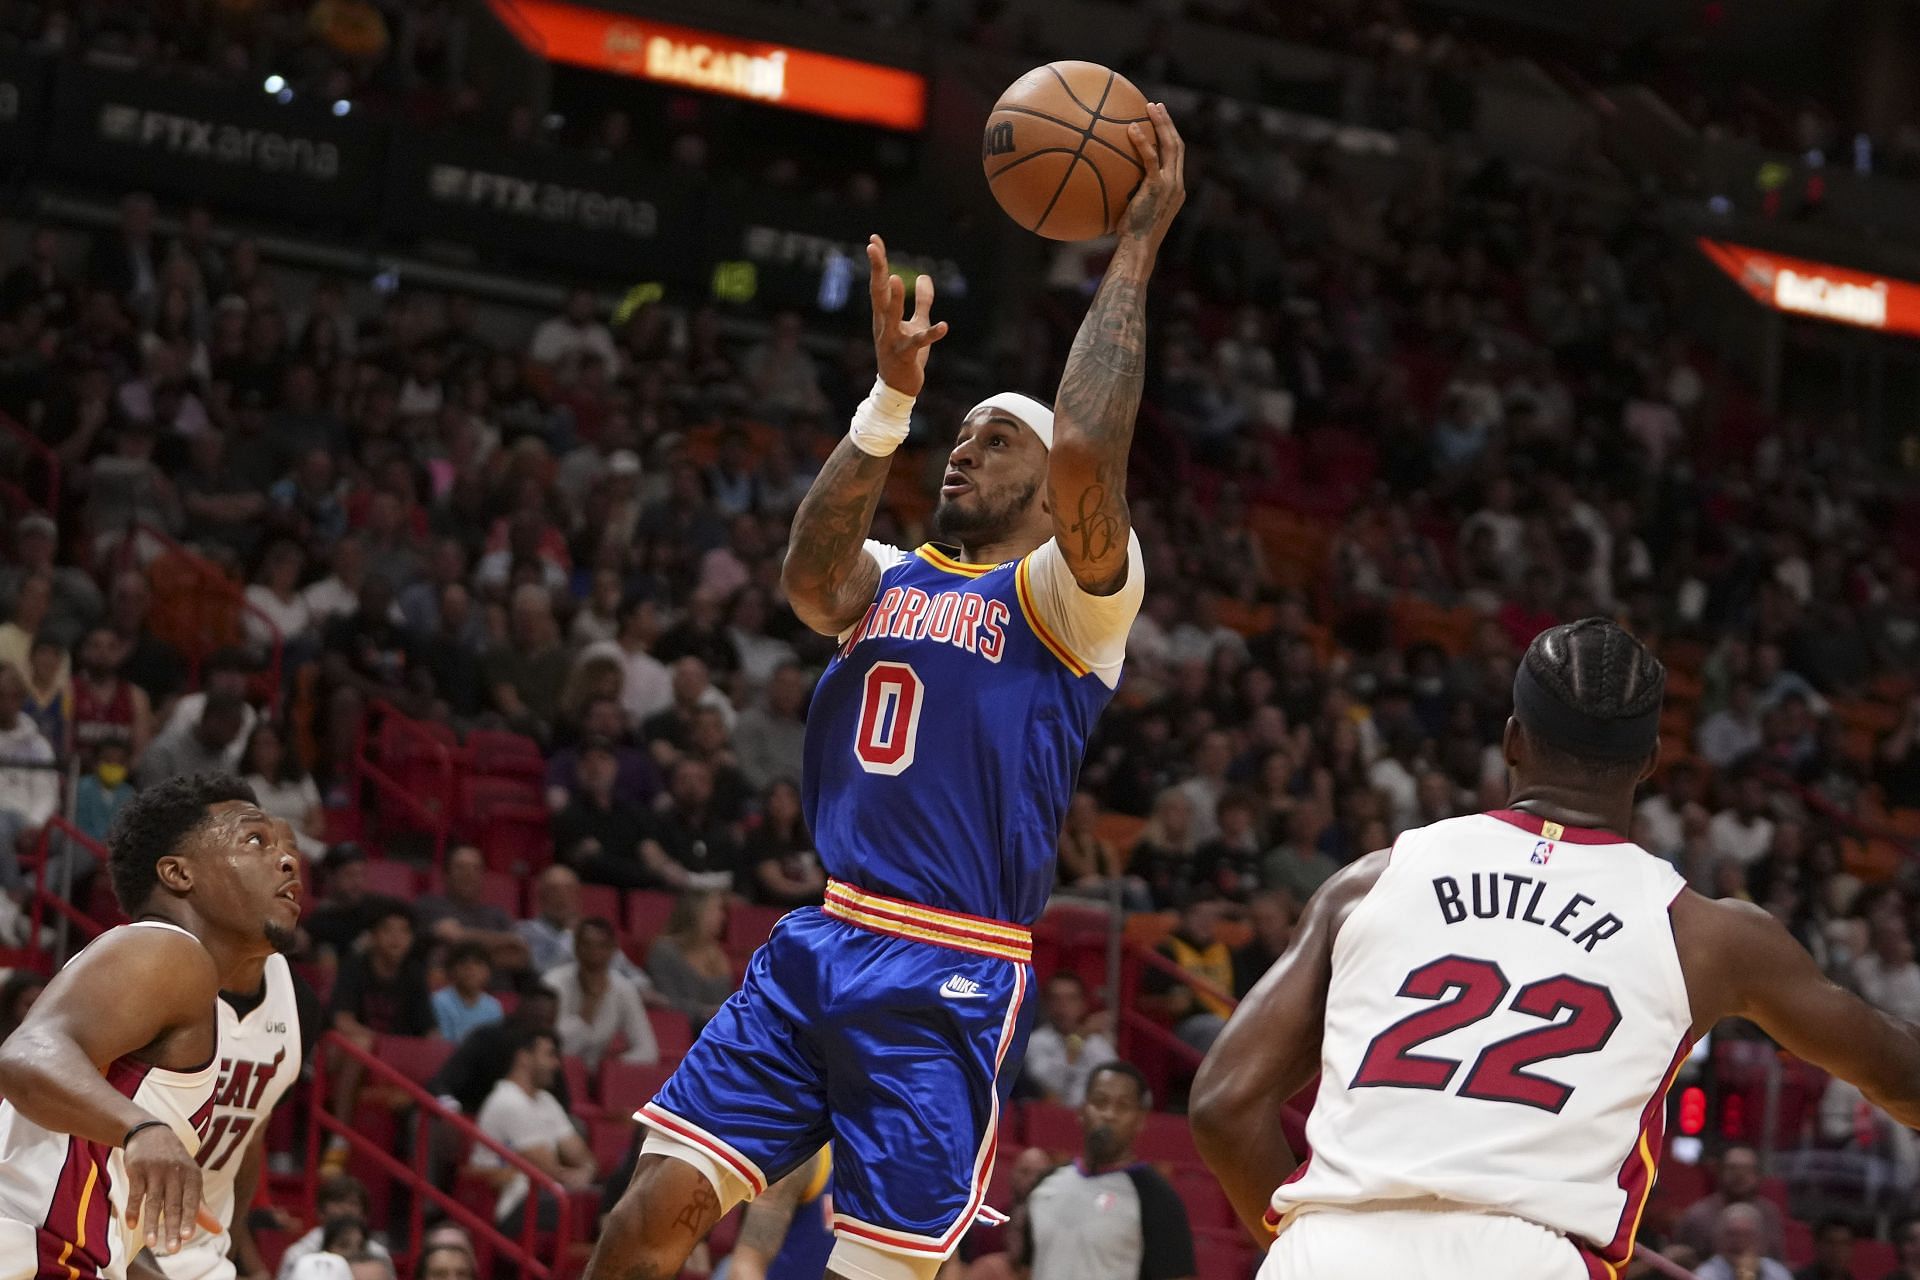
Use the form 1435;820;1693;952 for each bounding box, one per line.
1046;102;1184;594
1189;853;1388;1241
721;1156;812;1280
781;235;948;637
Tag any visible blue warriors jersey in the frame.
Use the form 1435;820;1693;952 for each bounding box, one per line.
802;538;1139;927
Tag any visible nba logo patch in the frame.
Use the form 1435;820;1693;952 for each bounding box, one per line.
1531;840;1554;865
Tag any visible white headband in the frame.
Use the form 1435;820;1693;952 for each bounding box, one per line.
969;392;1054;450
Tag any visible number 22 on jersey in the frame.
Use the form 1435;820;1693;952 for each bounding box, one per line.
1351;955;1621;1114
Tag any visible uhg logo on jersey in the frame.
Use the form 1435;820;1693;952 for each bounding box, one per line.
1531;839;1554;866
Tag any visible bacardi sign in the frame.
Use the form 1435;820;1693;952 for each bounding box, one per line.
1699;238;1920;337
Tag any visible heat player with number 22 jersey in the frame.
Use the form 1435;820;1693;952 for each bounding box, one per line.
1269;811;1692;1279
642;531;1143;1260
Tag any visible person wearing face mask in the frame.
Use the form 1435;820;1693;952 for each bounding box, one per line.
1019;1062;1195;1280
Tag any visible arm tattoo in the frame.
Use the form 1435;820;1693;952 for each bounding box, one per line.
1051;256;1150;586
782;437;892;634
669;1175;720;1241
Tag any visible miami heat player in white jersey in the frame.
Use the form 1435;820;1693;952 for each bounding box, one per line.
1271;811;1690;1276
159;954;304;1280
0;922;222;1280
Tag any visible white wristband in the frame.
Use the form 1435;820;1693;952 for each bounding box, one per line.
847;377;916;457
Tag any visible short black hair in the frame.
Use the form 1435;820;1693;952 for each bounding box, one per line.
510;1024;557;1059
320;1214;367;1251
1518;617;1666;776
445;940;491;970
363;897;415;932
107;772;257;912
1086;1060;1152;1107
318;1173;370;1211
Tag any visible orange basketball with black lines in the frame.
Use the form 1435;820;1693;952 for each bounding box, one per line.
983;61;1150;241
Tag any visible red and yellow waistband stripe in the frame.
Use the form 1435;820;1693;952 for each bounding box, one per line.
1013;558;1092;678
823;880;1032;963
915;545;998;578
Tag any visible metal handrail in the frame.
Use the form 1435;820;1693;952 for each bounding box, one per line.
24;816;110;950
352;699;456;865
310;1030;579;1277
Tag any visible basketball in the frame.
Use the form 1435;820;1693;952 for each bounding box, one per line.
982;61;1150;241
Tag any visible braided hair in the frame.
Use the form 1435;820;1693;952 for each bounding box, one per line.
1517;618;1666;778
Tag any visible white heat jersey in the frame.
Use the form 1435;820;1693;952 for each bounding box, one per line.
0;922;222;1280
158;955;304;1280
1272;811;1694;1276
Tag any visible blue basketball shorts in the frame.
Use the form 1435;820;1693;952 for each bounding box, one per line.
641;879;1035;1260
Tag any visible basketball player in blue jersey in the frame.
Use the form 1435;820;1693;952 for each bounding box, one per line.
586;104;1186;1280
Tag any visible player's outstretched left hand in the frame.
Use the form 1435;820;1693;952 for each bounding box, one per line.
1119;101;1186;252
867;234;948;398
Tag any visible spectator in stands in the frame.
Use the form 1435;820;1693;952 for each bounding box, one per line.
70;738;132;851
483;585;571;744
1795;1218;1856;1280
87;192;158;313
1709;773;1776;869
0;664;57;914
433;940;505;1044
322;574;418;711
1021;1062;1194;1280
275;1175;391;1280
1195;789;1264;904
0;969;45;1043
1695;1202;1792;1280
69;625;151;769
1173;731;1234;844
415;843;531;973
303;844;378;962
556;739;665;890
1634;761;1702;860
589;598;674;729
1129;787;1200;911
517;866;652;988
545;917;657;1069
1853;919;1920;1025
646;889;735;1030
1883;697;1920;809
743;311;826;419
1143;890;1235;1054
1056;790;1141;908
20;635;69;752
241;720;327;860
1263;797;1341;903
101;573;179;714
742;779;824;909
431;982;572;1117
136;688;246;786
413;583;485;720
1675;1145;1785;1260
529;289;619;373
303;536;373;634
1232;889;1297;998
642;656;730;765
247;538;317;657
648;759;743;892
413;1244;475;1280
158;648;258;772
1021;973;1117;1108
473;1026;597;1233
0;513;100;648
732;662;808;794
324;899;436;1171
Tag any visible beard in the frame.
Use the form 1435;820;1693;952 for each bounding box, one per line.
264;918;299;953
932;477;1040;545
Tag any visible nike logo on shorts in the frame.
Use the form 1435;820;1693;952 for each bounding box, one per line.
939;974;989;1000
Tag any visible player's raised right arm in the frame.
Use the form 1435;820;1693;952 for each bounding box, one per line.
0;926;221;1252
780;235;946;637
1675;891;1920;1128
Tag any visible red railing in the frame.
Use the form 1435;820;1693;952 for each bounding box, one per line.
351;699;456;866
309;1031;582;1278
0;410;60;517
24;816;111;950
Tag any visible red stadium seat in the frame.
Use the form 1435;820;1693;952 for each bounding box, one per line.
1168;1164;1237;1230
1192;1227;1257;1280
579;883;623;928
725;903;786;954
1024;1102;1080;1157
362;859;417;899
1854;1240;1897;1277
601;1059;676;1115
374;1034;453;1086
467;729;548;781
627;891;676;944
1136;1111;1199;1165
589;1114;638;1173
647;1008;693;1061
563;1055;595;1109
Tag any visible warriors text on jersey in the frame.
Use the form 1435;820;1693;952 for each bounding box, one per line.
158;954;305;1280
1273;811;1693;1275
802;535;1145;927
0;922;220;1280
